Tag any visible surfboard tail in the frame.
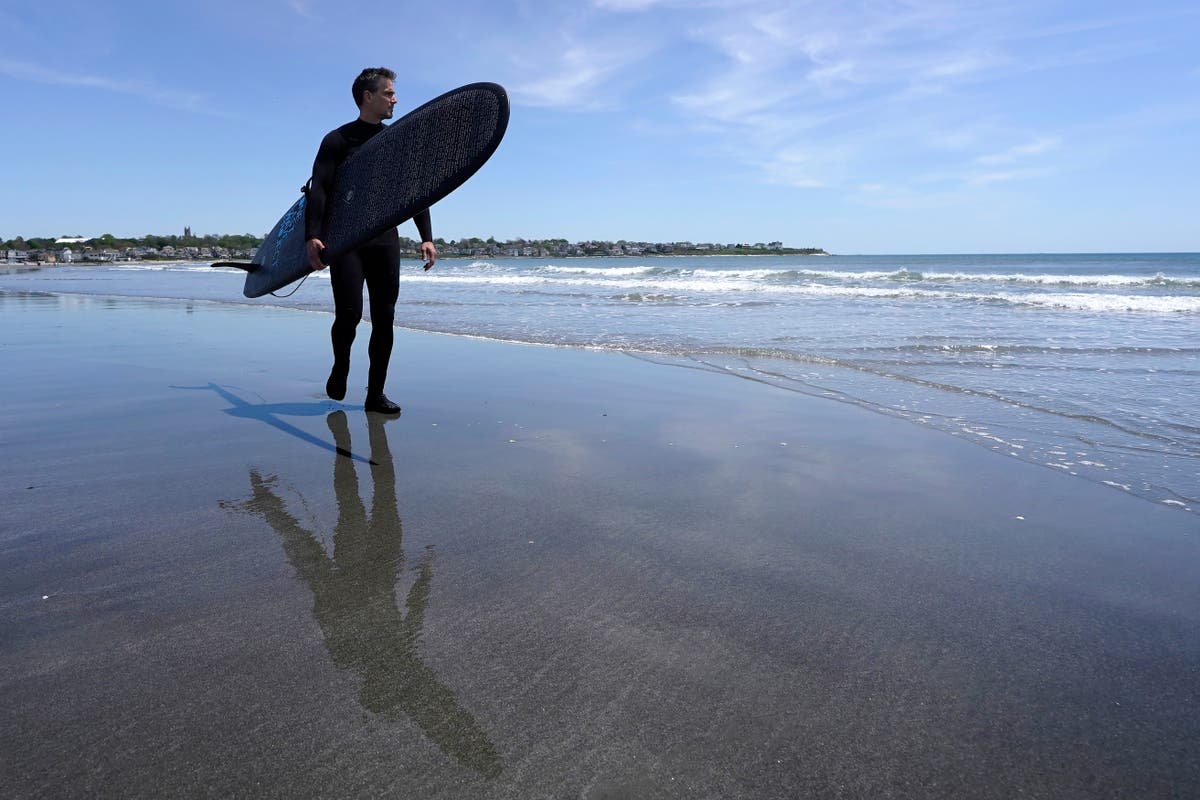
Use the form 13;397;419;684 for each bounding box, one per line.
211;261;260;273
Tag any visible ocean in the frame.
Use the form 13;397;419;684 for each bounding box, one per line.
3;252;1197;516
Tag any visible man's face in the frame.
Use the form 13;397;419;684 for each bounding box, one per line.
363;79;397;121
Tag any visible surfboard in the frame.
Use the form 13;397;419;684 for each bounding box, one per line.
214;82;509;298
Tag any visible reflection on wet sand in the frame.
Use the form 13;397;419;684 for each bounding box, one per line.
229;411;501;778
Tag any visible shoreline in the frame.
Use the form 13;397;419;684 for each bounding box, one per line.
3;283;1193;519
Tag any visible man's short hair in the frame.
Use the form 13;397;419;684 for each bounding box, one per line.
352;67;397;107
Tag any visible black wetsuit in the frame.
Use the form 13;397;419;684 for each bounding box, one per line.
305;118;433;398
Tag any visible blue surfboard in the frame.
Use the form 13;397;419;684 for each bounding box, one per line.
215;82;509;298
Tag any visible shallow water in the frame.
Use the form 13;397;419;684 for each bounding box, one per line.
4;252;1197;513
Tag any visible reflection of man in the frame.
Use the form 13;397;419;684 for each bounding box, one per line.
231;412;500;778
305;67;438;415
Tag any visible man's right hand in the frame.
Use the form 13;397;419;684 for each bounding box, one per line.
306;238;326;271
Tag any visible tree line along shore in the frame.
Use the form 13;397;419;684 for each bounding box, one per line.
2;233;828;263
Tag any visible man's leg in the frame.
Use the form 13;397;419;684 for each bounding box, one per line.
362;233;402;412
327;250;366;401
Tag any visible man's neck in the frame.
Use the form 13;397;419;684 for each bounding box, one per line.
358;112;384;125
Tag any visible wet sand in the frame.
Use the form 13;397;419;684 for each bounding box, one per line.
1;291;1197;799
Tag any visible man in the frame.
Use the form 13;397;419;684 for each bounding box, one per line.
304;67;437;415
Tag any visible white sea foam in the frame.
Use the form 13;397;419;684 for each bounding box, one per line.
404;271;952;298
105;259;1200;314
113;261;210;271
993;292;1200;314
404;269;1200;313
538;265;658;277
565;265;1200;289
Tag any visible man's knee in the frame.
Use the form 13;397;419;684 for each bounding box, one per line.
370;303;396;325
332;308;363;329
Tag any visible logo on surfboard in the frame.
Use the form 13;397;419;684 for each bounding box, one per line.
272;197;305;272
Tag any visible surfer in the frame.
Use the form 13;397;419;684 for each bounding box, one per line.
304;67;438;415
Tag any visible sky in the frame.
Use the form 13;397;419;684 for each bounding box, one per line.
2;0;1198;254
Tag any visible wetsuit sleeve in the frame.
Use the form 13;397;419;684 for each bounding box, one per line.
305;131;342;241
413;209;432;243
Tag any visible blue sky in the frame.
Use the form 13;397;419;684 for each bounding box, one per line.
2;0;1198;253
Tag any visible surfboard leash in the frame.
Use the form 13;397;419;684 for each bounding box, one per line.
270;272;310;297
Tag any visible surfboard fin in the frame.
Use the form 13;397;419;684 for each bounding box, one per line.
211;261;260;273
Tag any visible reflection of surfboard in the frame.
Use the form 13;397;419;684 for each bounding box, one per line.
214;82;509;298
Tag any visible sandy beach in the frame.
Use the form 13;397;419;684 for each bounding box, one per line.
1;290;1197;799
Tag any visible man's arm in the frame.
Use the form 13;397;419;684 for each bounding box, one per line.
305;131;341;270
414;209;437;270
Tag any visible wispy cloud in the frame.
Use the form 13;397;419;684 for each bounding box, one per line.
591;0;735;10
850;181;963;211
976;137;1060;166
0;58;228;116
287;0;318;20
968;167;1053;186
573;0;1177;198
653;2;1002;185
759;144;830;188
447;0;1190;209
512;37;651;110
591;0;667;10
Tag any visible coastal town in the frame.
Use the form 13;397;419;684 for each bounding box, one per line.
2;231;827;264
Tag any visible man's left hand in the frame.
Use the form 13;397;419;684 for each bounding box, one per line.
421;241;437;271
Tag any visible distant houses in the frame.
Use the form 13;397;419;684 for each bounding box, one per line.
3;234;823;264
54;236;88;265
2;242;258;264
